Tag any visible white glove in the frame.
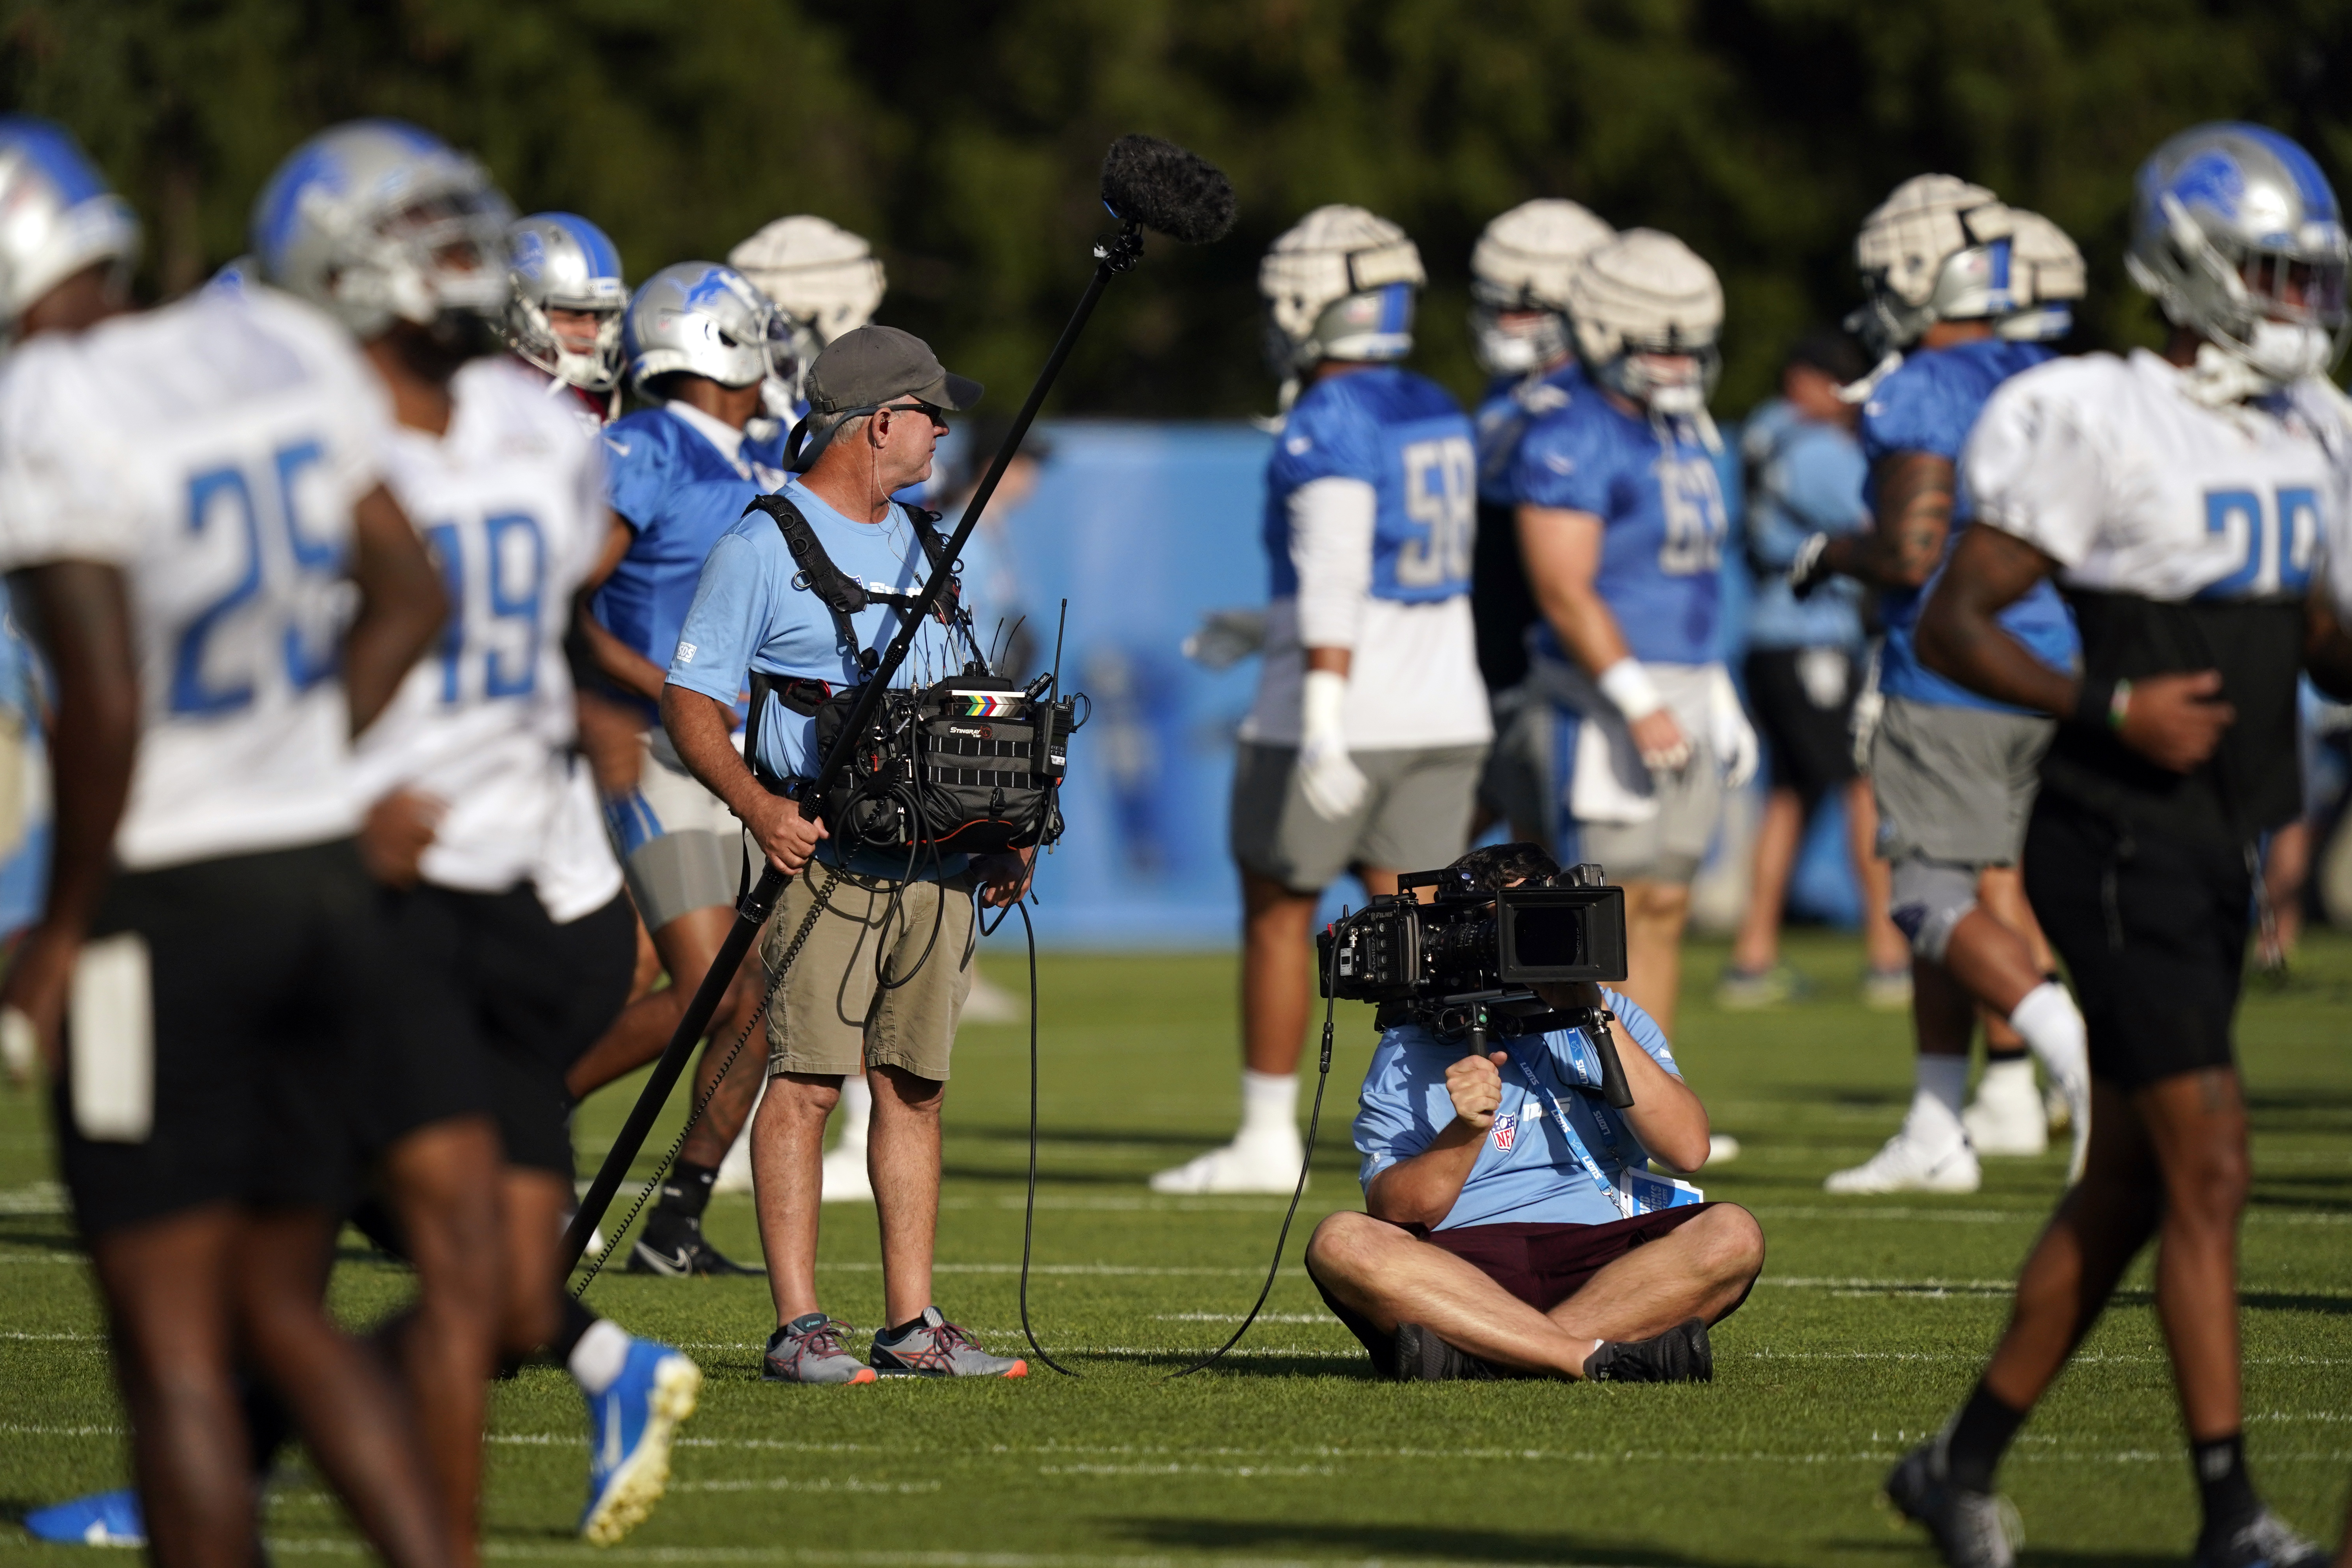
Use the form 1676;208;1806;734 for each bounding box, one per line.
1707;664;1759;789
1296;668;1368;822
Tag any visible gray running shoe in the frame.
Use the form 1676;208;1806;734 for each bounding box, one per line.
1392;1323;1501;1381
762;1314;875;1385
2192;1509;2328;1568
866;1307;1027;1378
1583;1317;1713;1383
1885;1437;2021;1568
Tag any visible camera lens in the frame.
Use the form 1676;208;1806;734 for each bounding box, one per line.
1509;902;1586;968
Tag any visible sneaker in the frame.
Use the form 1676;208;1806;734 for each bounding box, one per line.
626;1209;758;1276
867;1306;1028;1378
1885;1437;2021;1568
820;1141;873;1203
2192;1508;2330;1568
2048;1069;2091;1185
1706;1133;1741;1165
1826;1127;1981;1194
1392;1322;1501;1381
1962;1062;2048;1157
1716;963;1803;1010
762;1312;877;1384
580;1338;701;1544
1148;1133;1305;1195
24;1489;145;1546
1862;965;1916;1011
1583;1317;1712;1383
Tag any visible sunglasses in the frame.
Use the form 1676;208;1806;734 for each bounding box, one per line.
876;400;948;426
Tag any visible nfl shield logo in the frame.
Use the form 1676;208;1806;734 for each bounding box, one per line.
1491;1112;1517;1152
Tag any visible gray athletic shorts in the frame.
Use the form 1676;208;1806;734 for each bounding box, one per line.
1230;741;1487;893
609;732;740;931
1484;692;1723;885
1869;695;2052;867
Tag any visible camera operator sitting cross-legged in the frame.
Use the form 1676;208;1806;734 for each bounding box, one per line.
1306;844;1763;1382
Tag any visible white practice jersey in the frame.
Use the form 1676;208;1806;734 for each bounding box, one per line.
1964;348;2343;603
0;287;387;870
358;355;622;920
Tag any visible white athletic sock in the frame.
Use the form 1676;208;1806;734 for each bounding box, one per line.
835;1073;873;1153
1905;1055;1969;1144
2009;981;2088;1090
1977;1056;2036;1096
1239;1070;1300;1146
568;1318;632;1396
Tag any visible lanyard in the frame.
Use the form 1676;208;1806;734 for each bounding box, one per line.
1508;1035;1633;1220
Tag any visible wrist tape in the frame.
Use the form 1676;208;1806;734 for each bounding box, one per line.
1597;657;1666;722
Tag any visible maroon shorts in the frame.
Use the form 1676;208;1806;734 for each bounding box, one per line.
1311;1204;1734;1376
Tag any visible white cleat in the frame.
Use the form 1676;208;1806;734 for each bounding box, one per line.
1148;1136;1307;1196
1706;1133;1741;1165
1962;1063;2048;1157
711;1121;756;1196
820;1142;873;1202
2052;1074;2091;1185
1825;1128;1981;1194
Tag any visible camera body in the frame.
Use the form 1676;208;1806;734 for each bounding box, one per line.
1317;862;1628;1040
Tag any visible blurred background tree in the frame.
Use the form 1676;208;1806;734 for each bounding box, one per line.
5;0;2349;417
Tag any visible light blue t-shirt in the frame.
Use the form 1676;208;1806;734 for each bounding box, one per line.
1353;988;1682;1231
665;476;972;879
1512;387;1729;666
1740;397;1869;653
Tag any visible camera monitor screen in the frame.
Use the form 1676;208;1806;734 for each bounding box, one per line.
1498;886;1628;983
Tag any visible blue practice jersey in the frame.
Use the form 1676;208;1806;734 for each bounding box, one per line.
1742;397;1869;652
1862;339;2080;710
1474;361;1585;507
592;407;770;716
1354;989;1681;1230
1512;387;1729;666
1263;367;1475;604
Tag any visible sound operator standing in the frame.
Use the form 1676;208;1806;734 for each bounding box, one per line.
661;326;1034;1384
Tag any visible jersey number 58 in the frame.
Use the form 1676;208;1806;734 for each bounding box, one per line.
1396;436;1475;590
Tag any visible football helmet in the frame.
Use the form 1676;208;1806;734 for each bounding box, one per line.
506;212;626;396
2126;122;2350;385
252;119;513;342
1993;209;2087;343
1469;198;1613;375
727;215;884;413
622;261;792;391
1846;174;2017;360
1259;205;1424;383
0;116;140;338
1568;228;1724;438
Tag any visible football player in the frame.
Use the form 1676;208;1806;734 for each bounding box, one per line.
1796;180;2094;1193
1153;206;1490;1196
257;120;699;1548
1889;122;2352;1568
0;117;456;1568
566;262;795;1270
1489;229;1757;1035
504;212;627;428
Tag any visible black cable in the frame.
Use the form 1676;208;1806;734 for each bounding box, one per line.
1165;912;1341;1379
1009;897;1078;1376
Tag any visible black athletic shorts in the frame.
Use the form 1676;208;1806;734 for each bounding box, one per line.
2023;790;2249;1091
54;838;382;1238
1744;647;1859;809
360;884;635;1178
1312;1205;1738;1376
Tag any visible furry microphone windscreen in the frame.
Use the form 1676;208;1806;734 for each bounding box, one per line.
1099;135;1236;246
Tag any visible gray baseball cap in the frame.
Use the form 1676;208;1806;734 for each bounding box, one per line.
803;324;982;417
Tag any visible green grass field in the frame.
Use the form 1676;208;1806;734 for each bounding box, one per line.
2;928;2349;1566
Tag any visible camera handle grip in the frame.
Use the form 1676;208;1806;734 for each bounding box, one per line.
1575;1007;1636;1110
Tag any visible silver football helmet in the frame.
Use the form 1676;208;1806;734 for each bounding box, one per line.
1846;174;2018;361
622;261;793;392
2127;122;2350;386
1569;228;1724;440
1259;205;1425;384
0;116;140;338
1469;198;1613;375
252;119;513;341
506;212;625;398
728;215;885;414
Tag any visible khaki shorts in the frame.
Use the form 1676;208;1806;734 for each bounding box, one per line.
1230;741;1488;894
763;867;975;1082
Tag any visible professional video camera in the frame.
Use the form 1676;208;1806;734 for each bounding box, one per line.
1318;861;1635;1102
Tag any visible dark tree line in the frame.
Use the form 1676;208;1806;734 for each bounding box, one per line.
5;0;2348;417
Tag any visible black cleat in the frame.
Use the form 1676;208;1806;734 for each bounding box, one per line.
1583;1316;1713;1383
2192;1510;2328;1568
1392;1323;1501;1381
625;1211;757;1277
1885;1437;2020;1568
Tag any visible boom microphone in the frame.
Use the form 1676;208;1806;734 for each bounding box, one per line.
562;135;1236;1280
